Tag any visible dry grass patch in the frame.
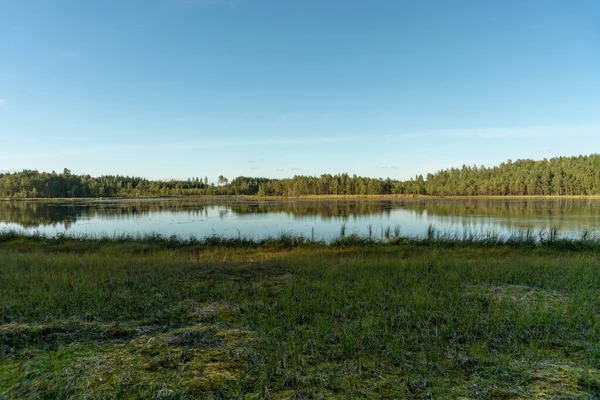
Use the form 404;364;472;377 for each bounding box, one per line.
474;284;569;310
33;324;253;399
524;359;599;399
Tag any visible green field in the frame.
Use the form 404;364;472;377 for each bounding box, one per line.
1;232;599;399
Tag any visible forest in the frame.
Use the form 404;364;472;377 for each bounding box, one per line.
1;154;600;198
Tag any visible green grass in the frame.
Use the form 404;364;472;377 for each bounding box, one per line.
1;233;600;398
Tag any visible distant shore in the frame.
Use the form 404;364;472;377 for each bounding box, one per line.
3;194;600;202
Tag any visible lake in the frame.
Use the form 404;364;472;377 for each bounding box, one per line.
1;197;600;241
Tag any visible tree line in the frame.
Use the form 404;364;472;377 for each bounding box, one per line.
0;169;211;198
2;154;600;198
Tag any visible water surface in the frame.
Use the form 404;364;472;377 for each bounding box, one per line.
1;198;599;240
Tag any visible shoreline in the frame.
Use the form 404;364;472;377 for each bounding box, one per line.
3;194;600;202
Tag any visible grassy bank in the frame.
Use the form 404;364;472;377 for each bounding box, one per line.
1;233;600;399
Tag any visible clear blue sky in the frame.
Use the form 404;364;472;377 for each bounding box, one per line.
1;0;599;182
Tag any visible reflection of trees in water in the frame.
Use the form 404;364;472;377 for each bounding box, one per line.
0;202;76;228
0;200;212;228
218;209;229;219
0;198;600;231
0;200;397;228
399;199;600;233
228;200;393;220
409;198;600;220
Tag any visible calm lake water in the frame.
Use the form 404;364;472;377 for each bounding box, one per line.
1;198;600;241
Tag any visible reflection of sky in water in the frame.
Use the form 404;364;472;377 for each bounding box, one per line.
1;199;600;240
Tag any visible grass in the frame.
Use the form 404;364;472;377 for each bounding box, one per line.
1;231;600;398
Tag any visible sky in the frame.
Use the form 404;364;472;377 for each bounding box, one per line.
1;0;599;182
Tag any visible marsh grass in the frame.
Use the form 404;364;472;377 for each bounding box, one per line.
1;231;600;398
2;223;599;249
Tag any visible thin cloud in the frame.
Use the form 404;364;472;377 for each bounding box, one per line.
454;126;600;139
132;22;151;35
176;0;239;8
218;137;347;147
278;112;299;122
0;136;349;161
290;167;303;171
390;125;600;140
0;99;5;106
0;144;144;161
166;136;350;150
